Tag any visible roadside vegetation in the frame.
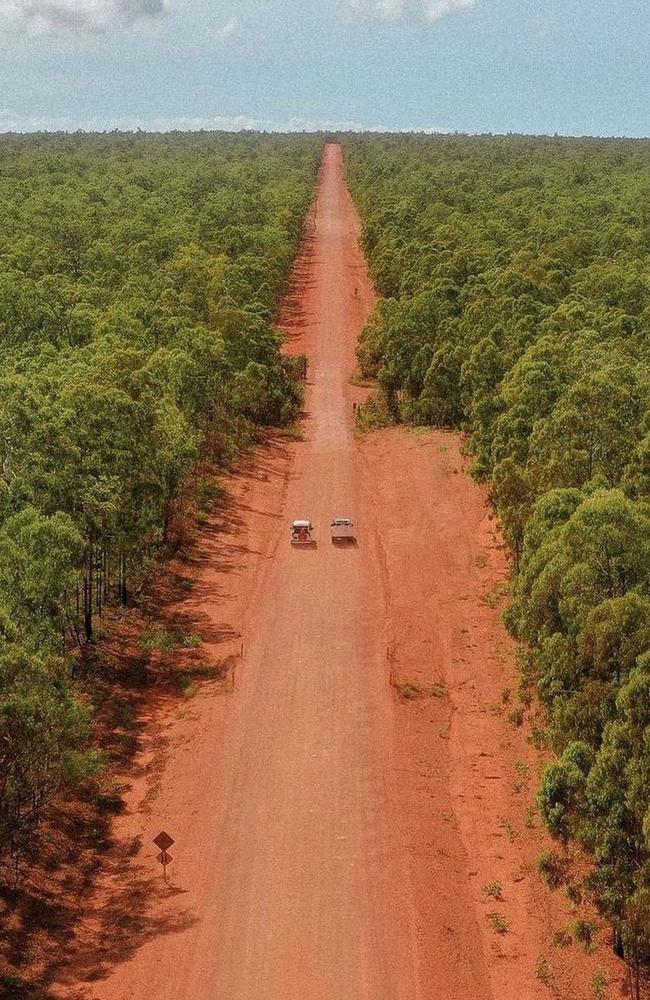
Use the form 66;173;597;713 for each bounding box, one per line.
0;131;319;879
346;133;650;991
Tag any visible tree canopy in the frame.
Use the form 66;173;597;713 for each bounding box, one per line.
345;132;650;983
0;130;320;869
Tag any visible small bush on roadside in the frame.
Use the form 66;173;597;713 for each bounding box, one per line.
508;706;525;728
356;391;394;431
482;881;504;900
551;929;573;948
487;912;509;934
592;971;607;998
572;919;596;951
538;850;569;890
139;626;202;653
565;882;583;906
536;956;553;986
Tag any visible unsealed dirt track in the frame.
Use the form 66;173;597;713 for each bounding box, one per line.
59;144;624;1000
67;144;421;1000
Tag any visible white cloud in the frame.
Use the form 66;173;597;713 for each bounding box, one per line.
215;14;239;40
531;18;554;43
347;0;478;22
0;0;165;34
423;0;476;21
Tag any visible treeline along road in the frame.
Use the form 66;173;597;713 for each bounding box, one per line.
1;131;647;999
0;131;320;885
347;132;650;994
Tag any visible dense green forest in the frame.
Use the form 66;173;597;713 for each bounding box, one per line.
346;134;650;986
0;131;319;872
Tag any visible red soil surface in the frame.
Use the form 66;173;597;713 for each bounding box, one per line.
54;144;625;1000
362;427;625;999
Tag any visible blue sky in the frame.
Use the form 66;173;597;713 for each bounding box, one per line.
0;0;648;136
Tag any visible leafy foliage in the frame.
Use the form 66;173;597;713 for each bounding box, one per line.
0;645;98;876
0;130;319;866
346;133;650;982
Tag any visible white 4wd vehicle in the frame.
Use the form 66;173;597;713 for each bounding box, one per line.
291;520;315;545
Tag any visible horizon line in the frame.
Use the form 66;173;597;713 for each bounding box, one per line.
1;126;649;141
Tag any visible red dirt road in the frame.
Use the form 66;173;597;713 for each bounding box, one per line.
76;144;422;1000
59;143;622;1000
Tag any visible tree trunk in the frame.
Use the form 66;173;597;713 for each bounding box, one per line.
84;544;93;642
119;547;128;605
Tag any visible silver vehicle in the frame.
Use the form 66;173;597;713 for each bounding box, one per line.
330;517;355;543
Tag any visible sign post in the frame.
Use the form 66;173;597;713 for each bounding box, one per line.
156;850;173;882
153;831;175;883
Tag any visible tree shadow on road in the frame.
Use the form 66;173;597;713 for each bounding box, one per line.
0;807;198;1000
0;436;296;999
51;866;197;996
